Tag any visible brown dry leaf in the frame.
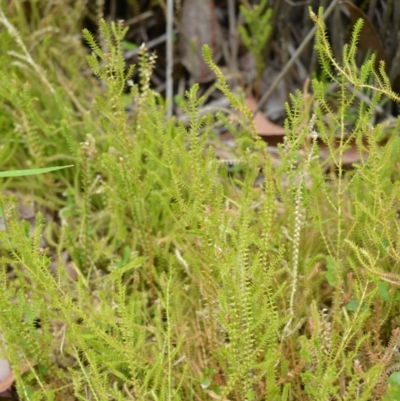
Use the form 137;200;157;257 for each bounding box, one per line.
339;146;363;165
319;143;364;166
244;95;285;145
178;0;222;83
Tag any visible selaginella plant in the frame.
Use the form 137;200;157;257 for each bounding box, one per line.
0;4;399;400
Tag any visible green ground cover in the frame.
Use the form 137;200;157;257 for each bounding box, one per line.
0;3;399;400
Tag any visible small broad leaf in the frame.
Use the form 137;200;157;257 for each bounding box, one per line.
325;256;336;287
345;299;368;312
201;377;211;389
378;281;390;302
345;299;358;311
388;372;400;386
116;246;132;268
122;40;137;51
204;368;216;376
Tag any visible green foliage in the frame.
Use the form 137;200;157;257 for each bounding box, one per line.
0;4;399;400
238;0;272;84
310;7;400;102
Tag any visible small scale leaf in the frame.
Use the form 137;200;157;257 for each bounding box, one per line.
201;377;211;389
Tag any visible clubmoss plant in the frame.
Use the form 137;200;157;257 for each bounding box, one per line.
0;4;399;400
238;0;272;92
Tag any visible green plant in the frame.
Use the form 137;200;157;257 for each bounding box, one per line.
0;0;103;208
238;0;272;90
0;4;399;400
